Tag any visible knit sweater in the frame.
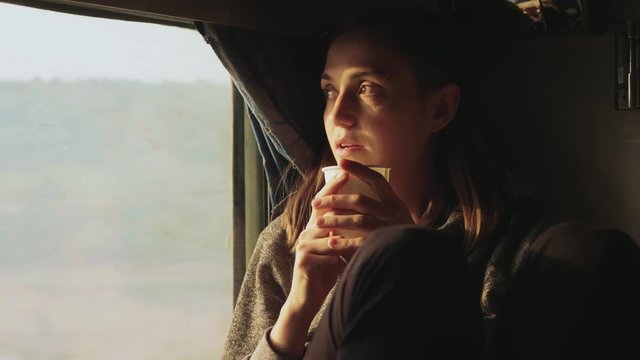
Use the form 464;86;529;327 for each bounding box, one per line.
221;215;316;360
221;213;467;360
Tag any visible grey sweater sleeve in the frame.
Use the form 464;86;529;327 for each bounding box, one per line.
221;216;294;360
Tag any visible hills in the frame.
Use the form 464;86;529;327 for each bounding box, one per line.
0;79;234;268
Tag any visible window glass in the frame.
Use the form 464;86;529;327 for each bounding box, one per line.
0;4;232;359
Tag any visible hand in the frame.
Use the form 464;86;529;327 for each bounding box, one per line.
311;159;414;260
269;168;350;359
288;169;350;313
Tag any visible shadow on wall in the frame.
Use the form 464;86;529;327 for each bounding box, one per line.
482;28;640;244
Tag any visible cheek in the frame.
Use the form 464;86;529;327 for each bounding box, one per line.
373;113;428;156
323;118;332;139
323;119;337;156
369;123;404;157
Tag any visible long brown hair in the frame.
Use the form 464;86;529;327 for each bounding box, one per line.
279;8;518;251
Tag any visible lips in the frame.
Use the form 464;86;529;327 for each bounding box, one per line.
334;139;364;156
338;144;363;149
334;138;363;150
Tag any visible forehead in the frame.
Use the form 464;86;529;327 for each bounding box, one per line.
323;31;410;79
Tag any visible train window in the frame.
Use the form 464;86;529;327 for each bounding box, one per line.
0;3;233;359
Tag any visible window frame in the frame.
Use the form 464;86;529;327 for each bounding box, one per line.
232;85;269;305
0;0;195;28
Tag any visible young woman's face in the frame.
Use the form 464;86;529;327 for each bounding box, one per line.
321;31;439;171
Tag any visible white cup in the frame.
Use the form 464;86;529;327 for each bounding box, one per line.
320;165;391;238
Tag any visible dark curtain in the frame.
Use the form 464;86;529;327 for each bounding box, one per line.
195;22;328;219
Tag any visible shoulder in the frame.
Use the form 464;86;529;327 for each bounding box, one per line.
253;214;289;260
249;214;294;286
480;198;637;273
526;221;639;273
479;201;638;317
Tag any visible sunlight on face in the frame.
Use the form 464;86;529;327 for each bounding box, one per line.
321;31;438;172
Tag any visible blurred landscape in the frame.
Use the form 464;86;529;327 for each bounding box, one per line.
0;80;234;359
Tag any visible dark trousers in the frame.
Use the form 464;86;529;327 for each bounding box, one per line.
303;225;484;360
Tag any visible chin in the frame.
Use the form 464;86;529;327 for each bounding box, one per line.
335;155;370;166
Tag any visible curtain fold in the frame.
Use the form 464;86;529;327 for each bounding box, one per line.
195;22;327;219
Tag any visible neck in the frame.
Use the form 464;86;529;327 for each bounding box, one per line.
390;162;436;224
388;139;441;223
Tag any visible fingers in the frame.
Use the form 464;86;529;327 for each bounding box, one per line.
295;228;348;274
308;170;350;224
296;227;342;256
323;209;359;216
315;213;384;231
327;236;366;260
312;193;383;218
315;170;349;199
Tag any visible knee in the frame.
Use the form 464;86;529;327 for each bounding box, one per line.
357;225;464;264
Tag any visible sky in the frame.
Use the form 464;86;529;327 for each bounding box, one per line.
0;2;229;83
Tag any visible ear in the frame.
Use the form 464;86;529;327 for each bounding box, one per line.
427;83;460;134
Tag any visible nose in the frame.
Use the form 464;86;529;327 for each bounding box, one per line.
325;92;358;128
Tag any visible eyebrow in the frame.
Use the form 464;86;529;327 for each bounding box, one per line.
320;69;388;82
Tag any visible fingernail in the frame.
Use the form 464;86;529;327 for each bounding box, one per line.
311;198;321;207
316;217;325;226
328;237;338;248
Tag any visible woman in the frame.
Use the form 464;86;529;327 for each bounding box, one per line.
223;7;640;360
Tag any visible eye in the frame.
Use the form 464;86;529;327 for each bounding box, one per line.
358;84;370;94
358;82;380;96
323;87;337;100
